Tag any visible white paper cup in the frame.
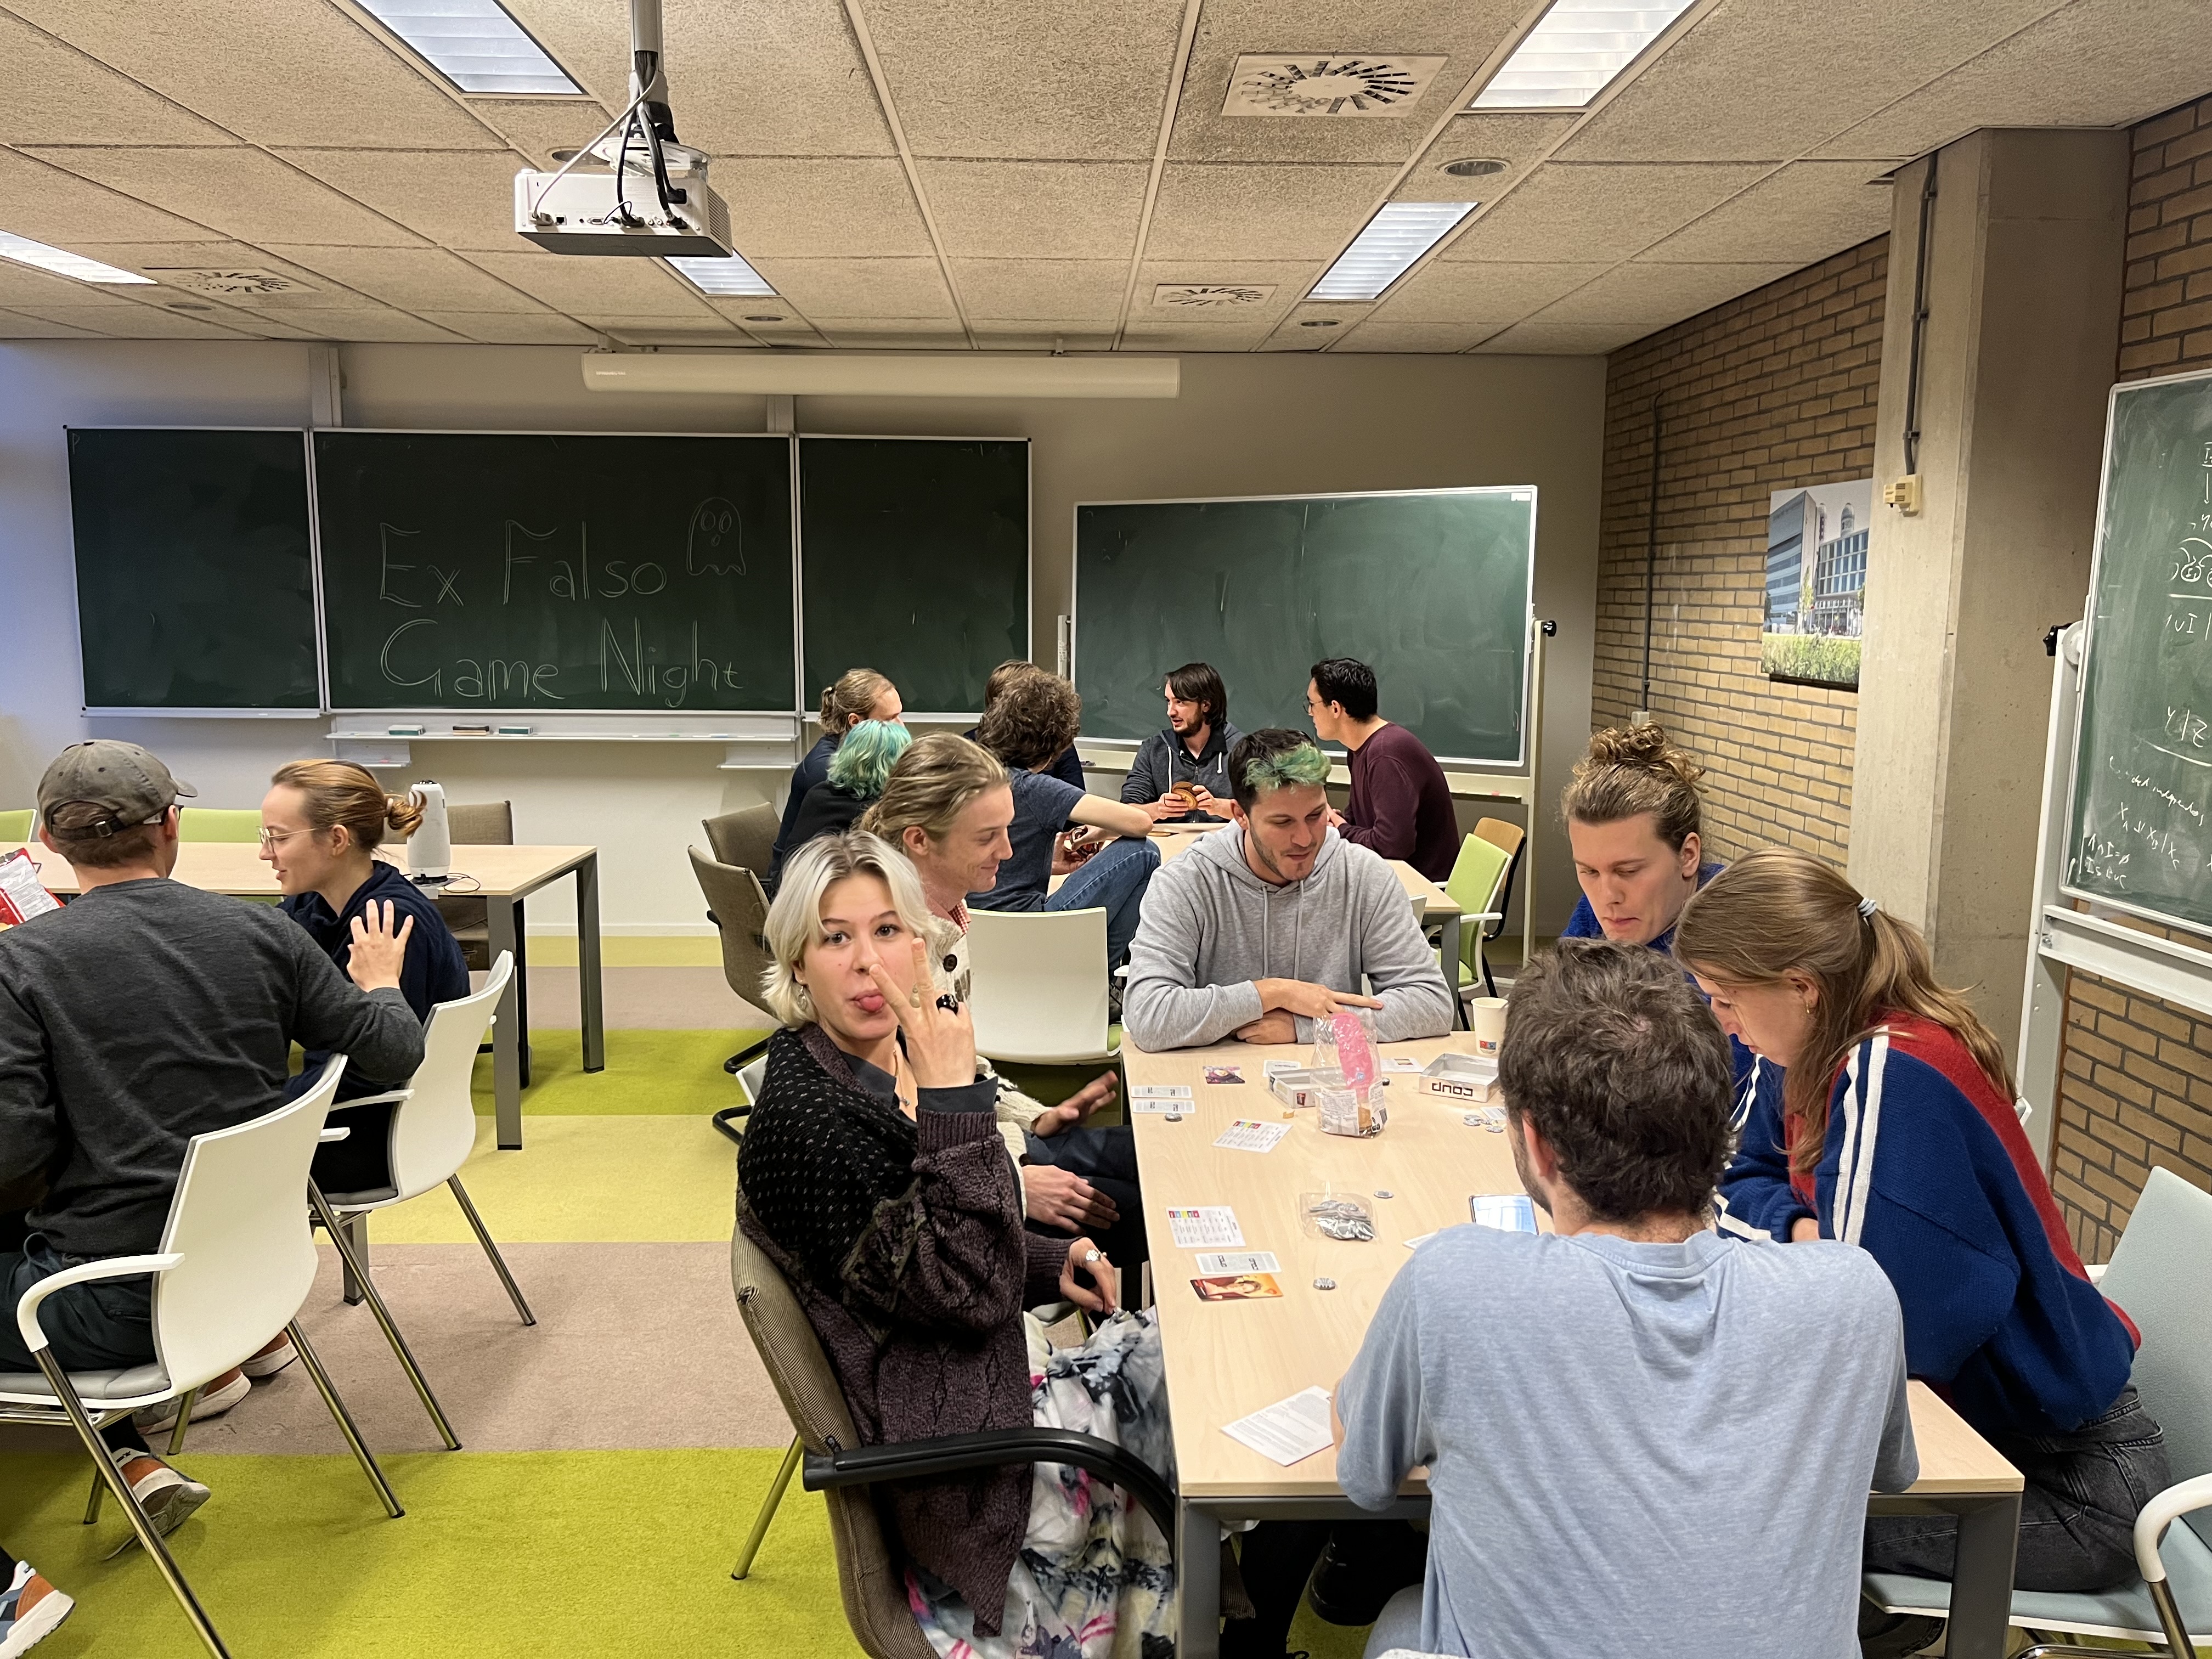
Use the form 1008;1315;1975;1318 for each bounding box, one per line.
1471;997;1508;1058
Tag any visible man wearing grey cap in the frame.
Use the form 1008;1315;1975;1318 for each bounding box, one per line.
0;741;425;1543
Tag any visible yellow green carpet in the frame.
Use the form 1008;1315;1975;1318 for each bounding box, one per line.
470;1029;769;1116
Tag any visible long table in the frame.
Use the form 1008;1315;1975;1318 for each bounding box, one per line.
1125;1031;2026;1658
2;840;601;1150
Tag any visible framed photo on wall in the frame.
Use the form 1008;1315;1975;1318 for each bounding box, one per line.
1763;479;1872;689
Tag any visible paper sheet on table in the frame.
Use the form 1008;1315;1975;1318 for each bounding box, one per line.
1194;1250;1280;1274
1213;1119;1291;1153
1222;1386;1335;1466
1166;1206;1244;1248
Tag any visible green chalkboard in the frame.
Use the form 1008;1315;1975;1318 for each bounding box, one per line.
315;432;794;711
1075;489;1536;765
69;428;319;709
799;437;1028;714
2067;369;2212;931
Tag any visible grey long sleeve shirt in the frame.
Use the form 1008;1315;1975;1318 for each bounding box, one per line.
0;877;426;1257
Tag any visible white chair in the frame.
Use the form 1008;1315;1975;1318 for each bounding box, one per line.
0;1062;403;1659
966;908;1120;1065
320;953;535;1329
1863;1166;2212;1654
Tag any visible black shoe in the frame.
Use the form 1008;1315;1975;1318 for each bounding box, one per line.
1858;1598;1945;1658
1306;1522;1427;1626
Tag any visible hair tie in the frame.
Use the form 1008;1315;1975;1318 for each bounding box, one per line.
1858;896;1879;920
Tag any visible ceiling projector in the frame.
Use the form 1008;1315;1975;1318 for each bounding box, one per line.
514;0;734;259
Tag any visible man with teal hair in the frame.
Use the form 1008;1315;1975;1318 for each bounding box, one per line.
1124;728;1453;1051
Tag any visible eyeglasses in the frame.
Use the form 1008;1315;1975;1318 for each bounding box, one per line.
257;826;319;851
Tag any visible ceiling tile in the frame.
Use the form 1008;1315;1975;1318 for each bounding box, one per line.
0;307;98;337
864;0;1192;161
1440;162;1771;263
276;149;538;252
493;0;630;104
466;98;617;170
812;321;970;348
918;162;1148;260
1395;112;1578;201
598;320;749;346
658;0;893;158
749;256;956;319
1813;0;2212;162
1166;0;1528;163
25;146;427;247
1641;162;1893;264
1373;260;1608;323
0;148;222;245
0;259;126;309
1555;0;2059;163
269;308;472;342
711;159;933;259
263;246;549;312
706;297;817;328
1531;261;1801;330
1147;163;1400;261
1333;321;1503;352
1121;318;1273;349
409;310;600;344
971;325;1119;352
464;250;721;317
1472;319;1642;353
0;13;232;146
5;0;510;149
3;300;256;338
951;261;1126;322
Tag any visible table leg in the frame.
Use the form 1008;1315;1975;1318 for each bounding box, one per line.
488;896;523;1150
1175;1500;1221;1659
1944;1493;2023;1659
514;896;531;1089
576;854;605;1075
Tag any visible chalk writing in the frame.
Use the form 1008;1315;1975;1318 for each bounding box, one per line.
686;498;746;576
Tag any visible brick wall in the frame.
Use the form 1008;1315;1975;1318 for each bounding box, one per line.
1592;238;1885;864
2049;92;2212;1259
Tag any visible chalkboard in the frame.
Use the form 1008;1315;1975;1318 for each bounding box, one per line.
315;432;794;711
799;437;1028;714
2067;369;2212;931
1075;489;1536;765
69;427;319;709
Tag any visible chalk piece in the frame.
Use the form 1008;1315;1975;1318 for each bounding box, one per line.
387;725;425;736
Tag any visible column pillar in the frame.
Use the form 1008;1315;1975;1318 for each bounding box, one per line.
1850;128;2127;1057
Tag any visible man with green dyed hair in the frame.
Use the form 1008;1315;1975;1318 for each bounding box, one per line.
1124;728;1454;1051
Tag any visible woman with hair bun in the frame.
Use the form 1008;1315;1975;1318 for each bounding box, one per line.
1559;720;1717;953
770;667;904;877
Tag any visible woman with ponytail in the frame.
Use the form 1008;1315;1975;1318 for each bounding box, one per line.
1675;849;2166;1613
261;761;469;1187
770;668;903;877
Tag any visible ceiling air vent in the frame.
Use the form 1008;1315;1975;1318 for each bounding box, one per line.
1153;284;1277;309
143;267;318;300
1223;55;1447;117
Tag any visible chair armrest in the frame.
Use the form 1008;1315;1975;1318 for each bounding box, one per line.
1462;911;1505;924
319;1127;352;1142
16;1253;182;1354
2136;1471;2212;1583
804;1426;1178;1553
336;1088;411;1110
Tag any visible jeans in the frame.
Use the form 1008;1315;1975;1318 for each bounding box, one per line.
1864;1386;2171;1593
1047;836;1159;972
1024;1124;1147;1271
1;1235;156;1455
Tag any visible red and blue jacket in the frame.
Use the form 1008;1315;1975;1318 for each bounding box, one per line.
1718;1012;2138;1440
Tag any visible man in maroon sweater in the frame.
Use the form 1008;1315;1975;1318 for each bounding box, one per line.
1306;657;1459;881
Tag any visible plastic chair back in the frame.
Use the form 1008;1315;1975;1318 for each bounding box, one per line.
731;1224;934;1659
178;808;264;843
1443;835;1511;971
1472;817;1524;939
383;953;510;1203
149;1059;349;1395
967;907;1113;1064
691;847;775;1009
2101;1166;2212;1550
0;809;30;842
704;805;779;877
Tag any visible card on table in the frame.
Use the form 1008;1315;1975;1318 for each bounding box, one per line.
1194;1250;1281;1275
1128;1096;1194;1114
1130;1085;1193;1099
1403;1231;1437;1250
1470;1193;1539;1233
1262;1060;1300;1077
1381;1055;1423;1074
1191;1272;1284;1302
1212;1118;1291;1153
1166;1206;1245;1248
1203;1064;1246;1085
1222;1386;1336;1466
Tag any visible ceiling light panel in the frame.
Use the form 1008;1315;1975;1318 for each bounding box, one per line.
353;0;581;95
666;255;777;297
0;230;151;284
1308;202;1479;301
1471;0;1697;110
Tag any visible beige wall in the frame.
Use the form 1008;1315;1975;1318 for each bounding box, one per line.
2;342;1605;934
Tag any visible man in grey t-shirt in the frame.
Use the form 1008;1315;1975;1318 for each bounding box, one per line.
1335;940;1917;1659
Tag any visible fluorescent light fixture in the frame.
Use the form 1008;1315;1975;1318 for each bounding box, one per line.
0;230;152;285
1308;201;1479;301
354;0;580;94
667;254;776;297
1471;0;1697;109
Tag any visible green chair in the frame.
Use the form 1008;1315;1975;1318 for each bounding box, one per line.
1438;831;1513;1014
178;808;264;843
0;810;31;843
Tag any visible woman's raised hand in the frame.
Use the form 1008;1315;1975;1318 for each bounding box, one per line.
863;935;977;1090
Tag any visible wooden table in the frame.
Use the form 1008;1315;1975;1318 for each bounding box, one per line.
1125;1031;2024;1659
2;841;602;1150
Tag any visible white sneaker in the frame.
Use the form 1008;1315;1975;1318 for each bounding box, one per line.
0;1561;72;1657
134;1368;251;1436
241;1332;298;1379
103;1448;212;1556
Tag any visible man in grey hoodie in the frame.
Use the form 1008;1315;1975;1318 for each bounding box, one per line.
1124;728;1455;1051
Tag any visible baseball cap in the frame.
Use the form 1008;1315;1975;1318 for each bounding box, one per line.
36;741;198;838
